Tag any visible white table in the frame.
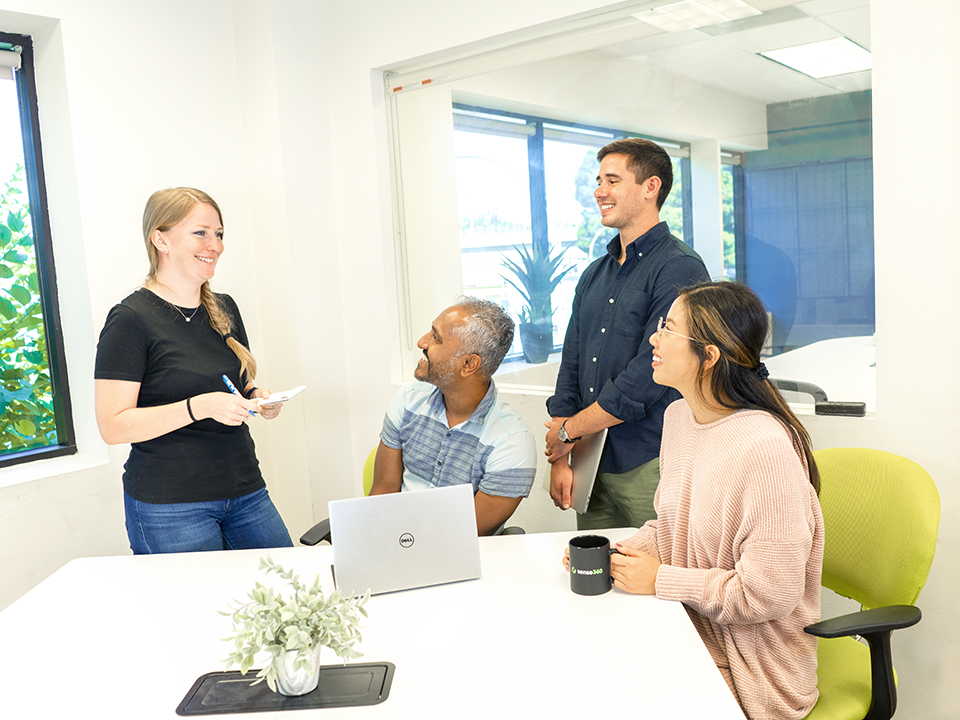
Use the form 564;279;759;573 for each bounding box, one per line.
0;530;744;718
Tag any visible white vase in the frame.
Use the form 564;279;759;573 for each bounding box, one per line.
275;645;322;696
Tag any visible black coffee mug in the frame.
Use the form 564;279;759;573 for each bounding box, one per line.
569;534;615;595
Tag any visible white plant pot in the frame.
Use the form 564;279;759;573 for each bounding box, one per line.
275;645;322;696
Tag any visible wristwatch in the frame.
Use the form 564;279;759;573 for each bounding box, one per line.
558;419;581;444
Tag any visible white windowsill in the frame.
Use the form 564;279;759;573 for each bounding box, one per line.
0;447;110;490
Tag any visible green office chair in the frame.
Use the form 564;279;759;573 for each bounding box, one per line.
299;446;524;545
360;444;376;496
804;448;940;720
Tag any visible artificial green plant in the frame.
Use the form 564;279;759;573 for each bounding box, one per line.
221;556;370;693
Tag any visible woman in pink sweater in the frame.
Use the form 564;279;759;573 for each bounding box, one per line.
588;281;823;720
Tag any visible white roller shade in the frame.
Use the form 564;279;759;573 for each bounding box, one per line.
0;49;21;81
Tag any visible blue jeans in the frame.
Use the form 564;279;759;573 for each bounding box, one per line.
124;488;293;554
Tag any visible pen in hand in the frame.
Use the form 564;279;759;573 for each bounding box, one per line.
222;374;256;416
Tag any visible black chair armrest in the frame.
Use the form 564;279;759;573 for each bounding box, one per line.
770;378;828;403
500;526;525;535
299;518;332;546
805;605;922;720
804;605;921;639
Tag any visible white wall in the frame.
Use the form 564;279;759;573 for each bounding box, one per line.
0;0;957;717
0;0;272;604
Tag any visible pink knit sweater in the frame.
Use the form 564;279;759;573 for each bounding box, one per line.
623;400;823;720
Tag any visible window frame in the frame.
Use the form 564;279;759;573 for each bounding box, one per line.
452;102;693;361
0;30;75;469
720;150;745;282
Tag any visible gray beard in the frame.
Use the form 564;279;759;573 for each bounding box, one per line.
416;358;456;389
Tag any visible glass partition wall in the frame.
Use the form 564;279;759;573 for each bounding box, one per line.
387;0;874;408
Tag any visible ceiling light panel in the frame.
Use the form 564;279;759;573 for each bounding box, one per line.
760;37;871;78
633;0;762;32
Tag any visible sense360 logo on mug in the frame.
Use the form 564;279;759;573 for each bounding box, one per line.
568;534;616;595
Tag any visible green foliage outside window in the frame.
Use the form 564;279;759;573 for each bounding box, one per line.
721;164;736;280
0;163;56;454
573;149;605;251
660;158;685;243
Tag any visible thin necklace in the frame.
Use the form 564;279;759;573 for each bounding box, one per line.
147;283;202;322
170;302;201;323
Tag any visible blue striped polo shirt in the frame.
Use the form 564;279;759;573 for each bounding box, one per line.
381;380;537;498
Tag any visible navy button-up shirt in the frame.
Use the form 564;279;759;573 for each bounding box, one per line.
547;221;709;474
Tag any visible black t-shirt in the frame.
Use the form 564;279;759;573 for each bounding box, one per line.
94;288;265;503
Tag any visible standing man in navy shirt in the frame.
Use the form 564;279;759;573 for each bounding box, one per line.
545;138;710;530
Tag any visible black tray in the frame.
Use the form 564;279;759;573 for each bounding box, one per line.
176;662;395;715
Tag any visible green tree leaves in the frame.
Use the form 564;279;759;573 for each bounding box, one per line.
0;163;57;455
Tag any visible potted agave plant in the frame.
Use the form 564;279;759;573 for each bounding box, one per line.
500;243;573;364
221;556;370;696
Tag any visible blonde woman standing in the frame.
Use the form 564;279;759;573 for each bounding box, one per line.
95;188;292;554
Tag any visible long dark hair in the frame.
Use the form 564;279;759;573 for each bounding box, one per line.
680;281;819;493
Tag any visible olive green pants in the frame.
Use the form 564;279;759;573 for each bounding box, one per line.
577;456;660;531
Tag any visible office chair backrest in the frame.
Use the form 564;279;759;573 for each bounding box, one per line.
361;446;376;496
814;448;940;610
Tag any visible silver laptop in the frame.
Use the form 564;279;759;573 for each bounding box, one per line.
328;483;482;596
569;428;609;514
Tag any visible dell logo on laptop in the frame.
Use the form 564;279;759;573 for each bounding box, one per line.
399;533;415;548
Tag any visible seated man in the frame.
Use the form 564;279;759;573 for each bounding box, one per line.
372;297;537;535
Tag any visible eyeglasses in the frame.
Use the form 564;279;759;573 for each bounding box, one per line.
656;316;697;343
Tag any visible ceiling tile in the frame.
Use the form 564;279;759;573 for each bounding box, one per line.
601;29;708;57
595;1;872;105
816;70;872;94
796;0;869;16
815;8;871;49
711;16;842;53
745;0;804;10
625;38;746;70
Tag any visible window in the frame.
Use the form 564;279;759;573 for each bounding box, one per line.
0;32;74;467
385;0;873;406
453;104;690;365
741;92;874;355
720;153;741;281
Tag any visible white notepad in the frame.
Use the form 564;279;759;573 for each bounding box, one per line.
257;385;306;406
